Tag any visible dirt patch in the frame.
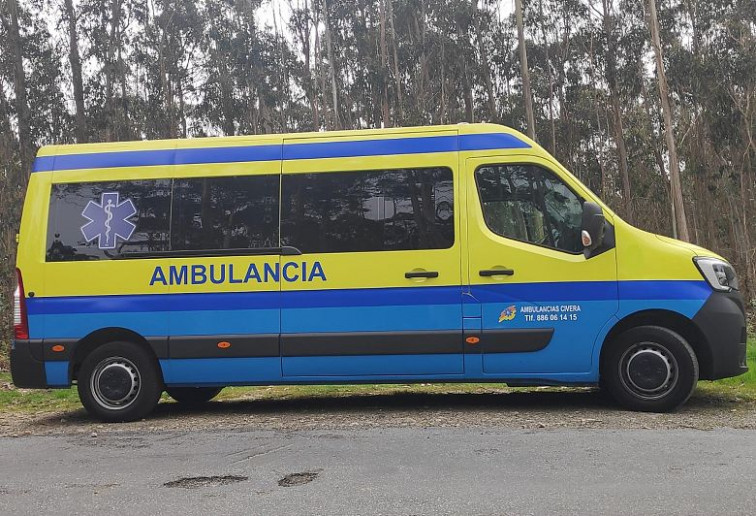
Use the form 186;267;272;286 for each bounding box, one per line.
1;388;755;437
278;472;319;487
163;475;247;489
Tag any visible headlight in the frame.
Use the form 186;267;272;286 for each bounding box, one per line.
694;257;739;292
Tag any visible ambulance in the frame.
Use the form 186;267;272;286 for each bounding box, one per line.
11;124;747;421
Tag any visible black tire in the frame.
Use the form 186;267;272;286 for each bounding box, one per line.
166;387;223;405
601;325;698;412
77;341;163;423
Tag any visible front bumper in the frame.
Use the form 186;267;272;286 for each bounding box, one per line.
10;339;48;388
692;290;748;380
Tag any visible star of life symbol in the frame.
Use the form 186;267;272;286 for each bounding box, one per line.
81;192;137;250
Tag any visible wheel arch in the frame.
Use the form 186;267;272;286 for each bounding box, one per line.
70;327;164;383
599;309;712;379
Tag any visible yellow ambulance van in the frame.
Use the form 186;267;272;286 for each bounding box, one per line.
10;123;747;421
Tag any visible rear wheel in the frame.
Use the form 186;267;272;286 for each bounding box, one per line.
166;387;223;405
601;325;698;412
77;341;162;422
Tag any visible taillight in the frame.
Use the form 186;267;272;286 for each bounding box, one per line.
13;268;29;339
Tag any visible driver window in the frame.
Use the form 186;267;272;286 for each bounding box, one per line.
475;164;583;253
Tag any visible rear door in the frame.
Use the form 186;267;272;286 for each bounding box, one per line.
279;133;463;378
465;155;618;377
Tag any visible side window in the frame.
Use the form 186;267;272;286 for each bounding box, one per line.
47;180;171;261
476;164;583;253
172;175;279;251
281;167;454;253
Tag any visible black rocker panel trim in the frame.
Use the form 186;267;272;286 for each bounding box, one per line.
160;329;551;359
37;337;169;361
480;328;554;353
41;338;77;361
169;335;280;358
282;331;462;357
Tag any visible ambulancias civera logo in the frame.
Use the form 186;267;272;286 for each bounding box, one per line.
81;192;137;250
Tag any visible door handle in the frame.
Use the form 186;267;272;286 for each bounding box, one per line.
479;268;515;277
405;271;439;279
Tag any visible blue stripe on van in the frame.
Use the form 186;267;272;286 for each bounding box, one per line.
159;355;469;385
27;290;282;315
282;353;464;376
159;356;598;385
618;280;711;301
32;307;280;339
471;280;709;303
458;133;531;151
282;135;459;160
471;281;617;303
30;304;458;339
282;304;462;334
30;303;458;339
31;133;531;172
26;280;709;317
26;286;462;315
26;280;711;341
32;144;283;172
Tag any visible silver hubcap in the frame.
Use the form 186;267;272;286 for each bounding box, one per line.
90;357;141;410
619;343;678;400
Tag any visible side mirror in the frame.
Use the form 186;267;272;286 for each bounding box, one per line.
581;201;605;256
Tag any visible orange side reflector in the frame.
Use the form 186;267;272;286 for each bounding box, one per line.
465;336;480;345
51;345;65;352
217;341;231;349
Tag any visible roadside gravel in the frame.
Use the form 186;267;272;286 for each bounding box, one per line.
2;387;755;437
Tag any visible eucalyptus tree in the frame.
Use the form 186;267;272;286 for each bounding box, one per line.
62;0;87;142
647;0;689;241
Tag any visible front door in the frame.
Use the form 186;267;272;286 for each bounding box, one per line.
465;155;618;378
280;138;463;378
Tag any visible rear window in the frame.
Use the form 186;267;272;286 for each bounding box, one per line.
46;175;280;261
46;180;171;261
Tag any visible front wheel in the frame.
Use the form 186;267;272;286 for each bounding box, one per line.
601;325;698;412
78;341;163;422
166;387;223;405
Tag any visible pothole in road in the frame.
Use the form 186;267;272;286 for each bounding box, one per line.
278;471;319;487
164;475;248;489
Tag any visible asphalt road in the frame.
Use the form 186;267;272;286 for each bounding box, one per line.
1;427;755;515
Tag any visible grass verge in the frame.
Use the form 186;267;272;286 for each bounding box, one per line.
1;337;754;415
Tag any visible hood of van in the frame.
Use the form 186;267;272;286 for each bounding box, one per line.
654;234;725;261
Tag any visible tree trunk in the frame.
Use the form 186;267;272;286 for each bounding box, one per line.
647;0;690;241
386;0;404;122
7;0;32;172
311;3;321;128
515;0;536;141
273;6;289;130
418;0;429;118
538;0;556;153
588;33;607;196
118;43;129;140
379;0;390;127
63;0;86;143
104;0;123;141
458;23;473;123
323;0;341;129
602;0;632;222
472;0;496;121
177;79;187;138
439;41;446;123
